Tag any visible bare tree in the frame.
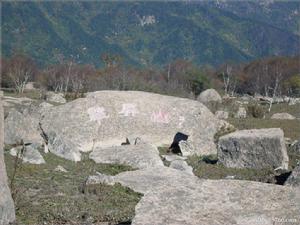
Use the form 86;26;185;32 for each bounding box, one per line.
3;53;36;93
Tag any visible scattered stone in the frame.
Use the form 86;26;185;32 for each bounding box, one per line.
45;91;66;104
10;145;45;164
271;113;296;120
289;98;300;105
178;140;194;156
41;91;221;161
285;164;300;187
169;160;193;175
161;154;187;162
90;143;164;169
0;92;16;225
197;88;222;104
234;106;247;118
24;82;36;90
215;110;229;119
54;165;68;173
4;109;43;146
218;128;289;169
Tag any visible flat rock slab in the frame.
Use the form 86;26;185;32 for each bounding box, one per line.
218;128;289;169
88;166;199;194
41;91;221;161
90;144;163;169
132;180;300;225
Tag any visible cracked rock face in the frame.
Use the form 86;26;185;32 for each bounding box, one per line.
218;128;289;170
41;91;221;161
0;92;15;225
132;180;300;225
88;167;300;225
4;109;43;146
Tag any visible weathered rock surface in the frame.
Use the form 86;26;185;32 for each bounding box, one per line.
41;91;221;161
271;113;296;120
88;167;300;225
4;109;43;146
0;92;15;225
45;91;66;104
285;164;300;187
87;167;199;194
132;180;300;225
215;110;229;119
90;144;163;169
218;128;289;169
178;140;194;156
10;145;45;164
169;160;193;175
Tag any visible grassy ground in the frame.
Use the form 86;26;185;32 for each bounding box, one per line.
5;150;141;225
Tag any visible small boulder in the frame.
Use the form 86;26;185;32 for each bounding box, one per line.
178;140;194;156
215;110;229;119
234;107;247;118
197;89;222;104
54;165;68;173
10;145;45;164
285;164;300;187
218;128;289;169
45;92;66;104
169;160;193;175
271;113;296;120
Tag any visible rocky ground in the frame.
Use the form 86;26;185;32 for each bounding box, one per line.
2;89;300;225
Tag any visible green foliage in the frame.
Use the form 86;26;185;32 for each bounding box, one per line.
2;1;299;67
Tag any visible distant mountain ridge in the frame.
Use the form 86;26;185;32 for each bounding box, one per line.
2;1;300;67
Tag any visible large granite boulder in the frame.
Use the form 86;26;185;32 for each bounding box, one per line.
285;164;300;187
197;88;222;104
4;109;43;146
88;167;300;225
218;128;289;169
90;143;163;169
0;92;15;225
132;180;300;225
41;91;221;161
